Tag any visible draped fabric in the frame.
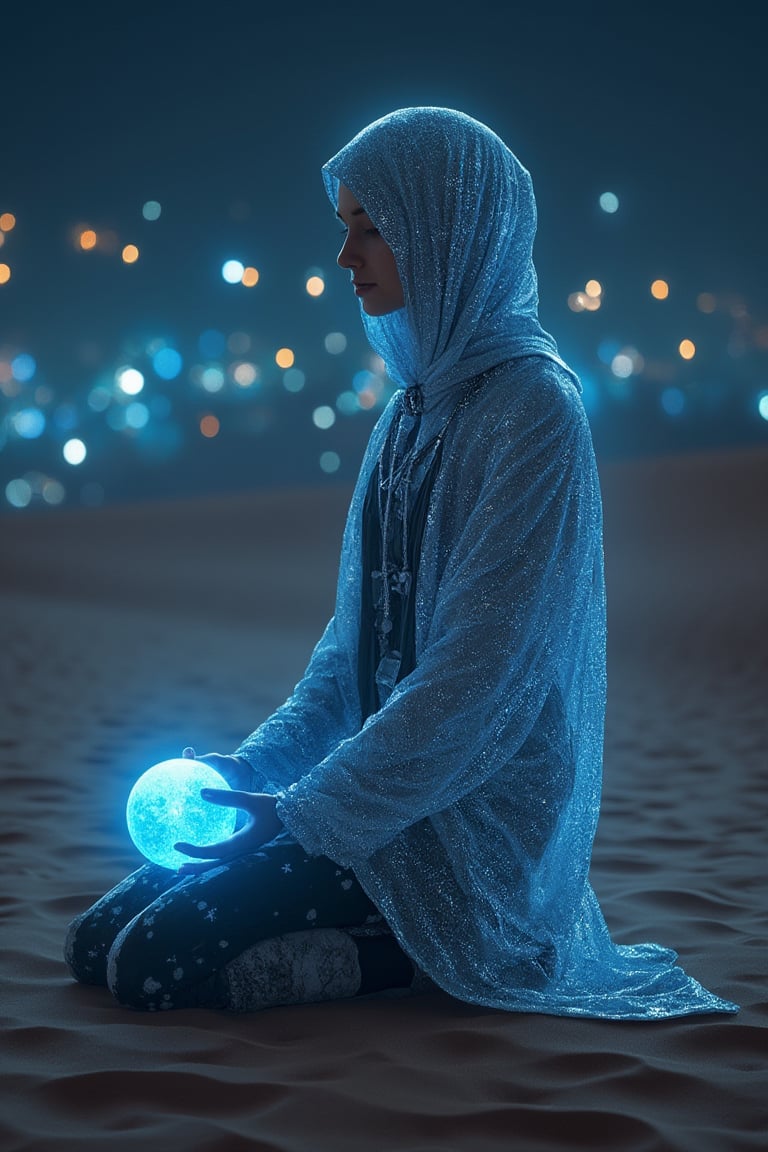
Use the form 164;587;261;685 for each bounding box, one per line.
235;109;737;1018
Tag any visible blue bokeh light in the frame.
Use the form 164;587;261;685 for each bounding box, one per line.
12;408;46;439
126;758;237;870
11;353;37;382
152;347;183;380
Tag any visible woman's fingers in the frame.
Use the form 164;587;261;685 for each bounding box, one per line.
174;823;255;859
200;787;254;808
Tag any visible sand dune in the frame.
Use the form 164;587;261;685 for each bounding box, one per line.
1;448;766;1151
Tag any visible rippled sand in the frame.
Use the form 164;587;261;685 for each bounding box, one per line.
1;448;765;1151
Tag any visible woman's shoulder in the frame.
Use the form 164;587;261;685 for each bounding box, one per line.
473;355;587;435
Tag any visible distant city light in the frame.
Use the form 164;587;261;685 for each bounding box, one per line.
232;361;258;387
319;451;341;474
42;479;66;506
661;387;685;416
199;414;220;438
12;408;46;439
79;229;97;250
757;392;768;421
336;391;360;415
222;259;245;284
275;347;295;369
228;331;251;354
0;264;11;285
122;244;140;264
599;192;619;213
142;200;162;221
11;353;36;381
312;405;336;430
325;331;347;355
152;347;183;380
199;329;227;359
241;266;260;287
283;368;305;392
116;366;145;395
678;339;696;360
697;292;716;313
0;212;16;232
63;438;87;465
125;402;150;429
306;275;325;297
87;385;112;412
200;366;225;392
651;279;669;300
6;478;33;508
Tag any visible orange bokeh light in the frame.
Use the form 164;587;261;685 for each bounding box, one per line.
79;229;97;250
122;244;139;264
0;212;16;232
275;347;295;369
0;264;11;285
651;279;669;300
241;266;260;287
306;275;325;297
200;414;220;438
678;339;696;360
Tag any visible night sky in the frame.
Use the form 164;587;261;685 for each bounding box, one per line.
2;0;766;511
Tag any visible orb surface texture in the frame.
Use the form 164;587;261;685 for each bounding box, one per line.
126;758;237;870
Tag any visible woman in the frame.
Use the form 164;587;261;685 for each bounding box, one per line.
66;107;738;1018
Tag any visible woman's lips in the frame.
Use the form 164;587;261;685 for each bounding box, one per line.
354;283;375;295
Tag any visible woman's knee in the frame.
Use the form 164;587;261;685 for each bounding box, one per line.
64;908;110;985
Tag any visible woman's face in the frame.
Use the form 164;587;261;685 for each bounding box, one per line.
335;183;404;316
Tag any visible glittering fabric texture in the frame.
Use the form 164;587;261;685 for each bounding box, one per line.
236;108;737;1019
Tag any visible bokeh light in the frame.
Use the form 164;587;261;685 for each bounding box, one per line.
0;264;11;285
152;347;183;380
324;331;347;354
6;478;33;508
12;409;46;439
275;347;295;369
651;279;669;300
232;361;258;387
757;392;768;421
122;244;140;264
63;438;87;465
241;266;260;287
200;414;220;438
221;259;245;284
200;366;225;392
125;402;150;429
0;212;16;232
320;451;341;473
585;280;602;298
679;339;696;360
697;292;716;313
142;200;162;221
312;405;336;430
306;275;325;297
79;229;97;250
599;192;619;213
11;353;36;381
283;368;305;392
661;387;685;416
116;366;145;395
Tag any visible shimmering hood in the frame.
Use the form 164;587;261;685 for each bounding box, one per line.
322;106;576;404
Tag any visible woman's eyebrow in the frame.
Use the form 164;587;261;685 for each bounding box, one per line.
335;206;367;219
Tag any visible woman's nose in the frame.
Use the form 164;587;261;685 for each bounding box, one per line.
337;234;361;269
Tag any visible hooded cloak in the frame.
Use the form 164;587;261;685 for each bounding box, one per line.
236;109;737;1018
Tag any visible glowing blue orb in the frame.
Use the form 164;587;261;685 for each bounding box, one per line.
126;758;237;871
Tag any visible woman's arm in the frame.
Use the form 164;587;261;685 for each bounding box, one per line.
274;388;602;865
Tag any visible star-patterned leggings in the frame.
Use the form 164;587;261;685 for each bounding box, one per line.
65;831;411;1010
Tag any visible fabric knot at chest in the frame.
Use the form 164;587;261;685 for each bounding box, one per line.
403;384;424;417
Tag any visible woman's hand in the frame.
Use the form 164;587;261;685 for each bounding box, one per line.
181;745;253;792
174;790;284;876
